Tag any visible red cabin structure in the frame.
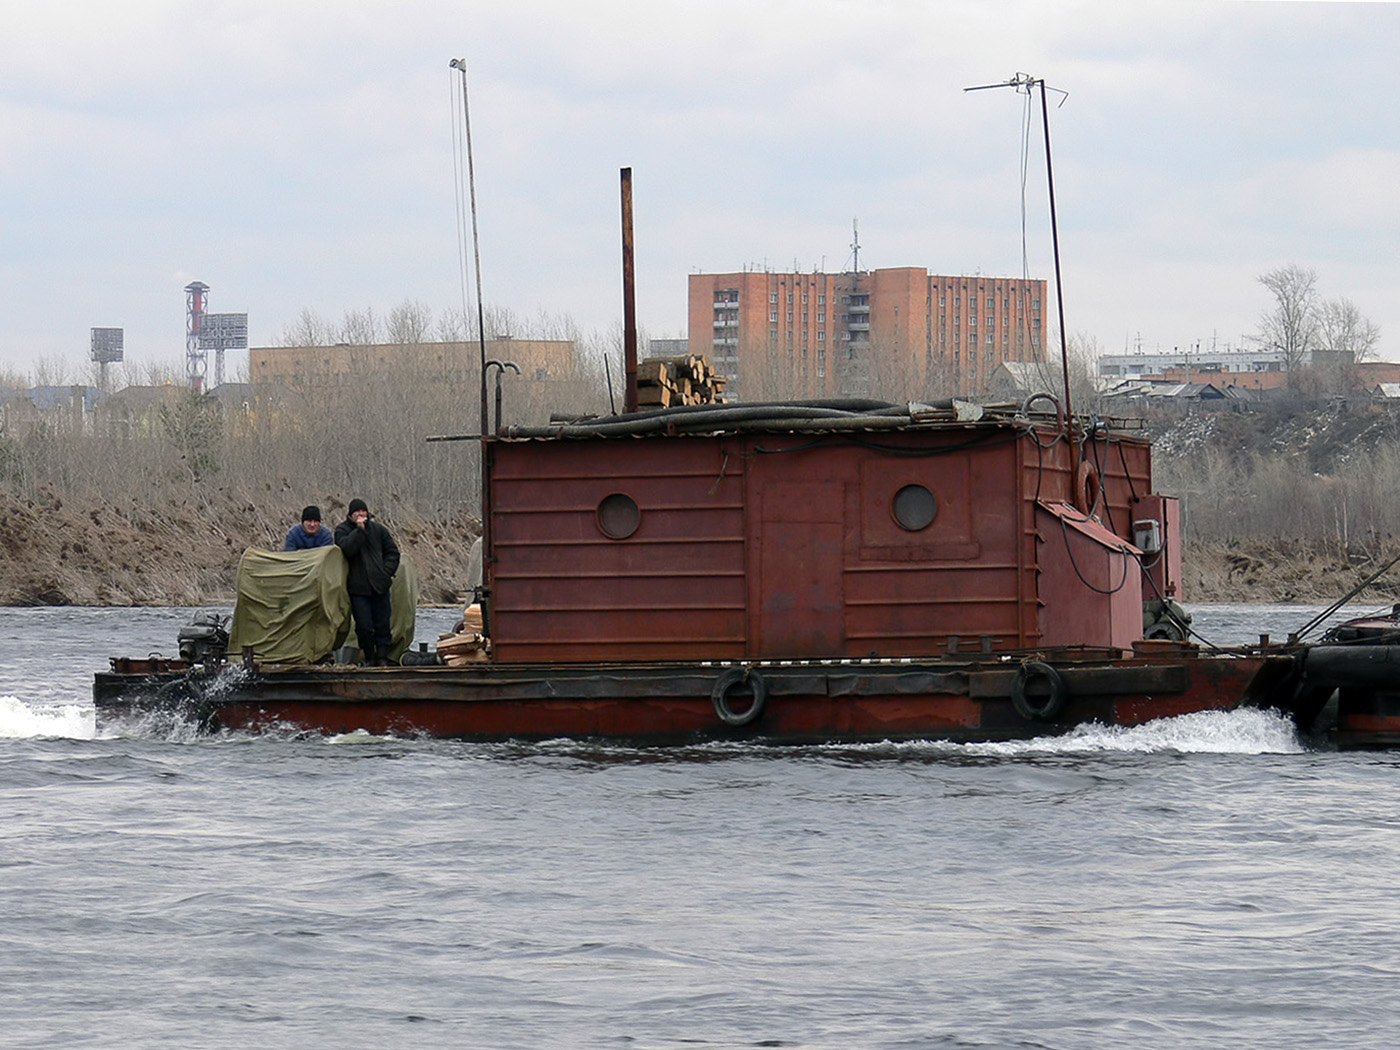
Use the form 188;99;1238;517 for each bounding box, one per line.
487;404;1177;663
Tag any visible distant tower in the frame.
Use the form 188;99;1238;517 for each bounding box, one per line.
185;281;209;391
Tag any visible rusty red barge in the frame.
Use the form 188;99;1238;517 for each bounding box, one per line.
94;397;1348;745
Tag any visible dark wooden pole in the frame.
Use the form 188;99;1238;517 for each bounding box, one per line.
621;167;638;414
1038;79;1079;507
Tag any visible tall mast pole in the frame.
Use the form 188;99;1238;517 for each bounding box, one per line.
1037;78;1076;486
451;56;493;605
450;58;490;441
966;72;1080;506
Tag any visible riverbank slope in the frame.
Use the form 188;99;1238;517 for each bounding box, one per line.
0;489;478;607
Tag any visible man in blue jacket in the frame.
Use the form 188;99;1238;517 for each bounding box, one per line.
334;498;401;665
283;505;333;551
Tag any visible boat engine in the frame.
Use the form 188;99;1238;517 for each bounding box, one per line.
178;612;230;665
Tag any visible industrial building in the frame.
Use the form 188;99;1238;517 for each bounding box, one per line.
687;267;1048;400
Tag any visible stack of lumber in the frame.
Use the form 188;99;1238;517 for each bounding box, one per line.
437;602;490;666
637;355;727;407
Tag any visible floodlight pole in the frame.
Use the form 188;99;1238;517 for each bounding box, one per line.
966;73;1080;507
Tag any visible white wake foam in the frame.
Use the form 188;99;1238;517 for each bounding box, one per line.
963;707;1305;757
0;695;98;740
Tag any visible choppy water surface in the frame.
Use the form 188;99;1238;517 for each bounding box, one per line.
4;604;1400;1049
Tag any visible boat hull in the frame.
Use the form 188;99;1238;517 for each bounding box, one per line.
1294;644;1400;750
94;652;1284;744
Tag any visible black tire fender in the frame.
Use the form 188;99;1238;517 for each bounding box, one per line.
1011;660;1068;721
711;667;768;727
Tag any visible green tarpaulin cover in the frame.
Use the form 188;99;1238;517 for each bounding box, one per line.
228;545;418;664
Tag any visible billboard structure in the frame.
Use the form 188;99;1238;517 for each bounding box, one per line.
90;327;124;364
90;327;124;389
199;312;249;387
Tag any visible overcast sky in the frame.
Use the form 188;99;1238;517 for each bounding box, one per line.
3;0;1398;382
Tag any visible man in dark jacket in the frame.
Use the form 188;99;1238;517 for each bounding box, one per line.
334;498;401;665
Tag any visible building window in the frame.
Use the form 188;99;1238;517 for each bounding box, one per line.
969;315;976;326
818;330;825;341
770;311;778;322
1033;298;1040;309
817;312;825;323
770;293;778;304
818;294;826;305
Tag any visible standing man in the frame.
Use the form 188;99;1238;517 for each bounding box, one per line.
334;498;401;666
283;505;334;551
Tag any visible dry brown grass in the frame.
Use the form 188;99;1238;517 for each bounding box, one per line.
0;486;477;606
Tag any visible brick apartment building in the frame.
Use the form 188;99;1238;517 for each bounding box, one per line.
687;268;1048;400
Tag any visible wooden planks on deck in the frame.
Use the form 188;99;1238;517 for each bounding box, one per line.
637;354;726;407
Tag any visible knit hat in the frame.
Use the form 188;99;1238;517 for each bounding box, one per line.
301;505;322;523
348;498;368;515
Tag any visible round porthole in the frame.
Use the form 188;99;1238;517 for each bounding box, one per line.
597;492;641;539
892;484;937;531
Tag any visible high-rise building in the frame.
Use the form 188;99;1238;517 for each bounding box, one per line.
688;268;1047;400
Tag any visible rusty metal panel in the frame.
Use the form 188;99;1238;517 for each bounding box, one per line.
754;479;845;657
844;434;1028;654
489;436;748;661
1035;500;1144;651
1134;493;1182;599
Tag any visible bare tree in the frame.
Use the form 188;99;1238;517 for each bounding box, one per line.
30;356;71;387
340;307;382;345
435;308;470;343
278;308;337;347
387;299;435;344
1318;296;1381;362
1257;264;1320;376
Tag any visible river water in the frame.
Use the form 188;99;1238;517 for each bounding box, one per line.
4;603;1400;1049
